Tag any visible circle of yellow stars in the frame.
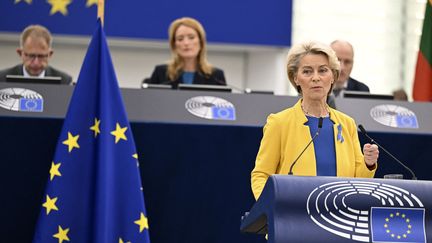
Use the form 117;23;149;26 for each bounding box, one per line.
14;0;98;16
41;117;149;242
384;212;412;240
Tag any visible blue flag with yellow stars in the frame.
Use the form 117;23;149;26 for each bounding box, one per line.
371;207;426;243
32;19;150;243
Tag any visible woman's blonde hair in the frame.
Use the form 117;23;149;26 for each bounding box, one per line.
167;17;213;81
286;41;340;94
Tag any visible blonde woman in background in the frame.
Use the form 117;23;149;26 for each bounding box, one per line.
146;17;226;87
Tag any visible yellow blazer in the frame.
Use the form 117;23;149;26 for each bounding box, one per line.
251;99;376;200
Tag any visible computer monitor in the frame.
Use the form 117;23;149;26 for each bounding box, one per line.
142;83;172;90
178;84;232;93
6;75;62;85
244;88;274;95
342;90;394;100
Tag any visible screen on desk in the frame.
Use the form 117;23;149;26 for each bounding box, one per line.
343;91;394;100
142;83;172;90
178;84;232;93
6;75;62;85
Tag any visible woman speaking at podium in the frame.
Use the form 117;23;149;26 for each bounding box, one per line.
145;17;226;86
251;41;379;200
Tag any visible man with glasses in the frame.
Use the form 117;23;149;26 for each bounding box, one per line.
0;24;72;84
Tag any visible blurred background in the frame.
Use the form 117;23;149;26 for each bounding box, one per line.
0;0;427;100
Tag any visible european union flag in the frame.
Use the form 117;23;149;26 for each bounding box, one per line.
371;207;425;243
19;98;43;112
212;106;235;120
32;20;150;243
396;115;419;129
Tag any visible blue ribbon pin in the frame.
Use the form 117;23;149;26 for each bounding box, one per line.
337;124;344;143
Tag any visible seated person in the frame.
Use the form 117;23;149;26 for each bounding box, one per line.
0;24;72;85
145;17;226;87
330;40;369;97
393;88;408;101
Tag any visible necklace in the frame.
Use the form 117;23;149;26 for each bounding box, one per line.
301;104;330;118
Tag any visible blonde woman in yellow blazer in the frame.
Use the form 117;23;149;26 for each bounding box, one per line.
251;42;379;200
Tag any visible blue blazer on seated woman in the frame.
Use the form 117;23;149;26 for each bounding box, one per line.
144;17;226;87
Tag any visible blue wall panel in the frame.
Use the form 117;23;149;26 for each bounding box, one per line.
0;0;292;46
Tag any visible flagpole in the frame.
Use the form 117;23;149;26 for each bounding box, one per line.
97;0;105;26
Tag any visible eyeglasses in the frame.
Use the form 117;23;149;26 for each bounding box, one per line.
23;52;50;61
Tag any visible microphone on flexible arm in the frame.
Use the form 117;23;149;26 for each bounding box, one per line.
288;117;323;175
358;124;417;180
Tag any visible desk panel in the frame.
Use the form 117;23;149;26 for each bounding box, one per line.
2;83;432;134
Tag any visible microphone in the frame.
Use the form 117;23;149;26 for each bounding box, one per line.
288;117;323;175
358;124;417;180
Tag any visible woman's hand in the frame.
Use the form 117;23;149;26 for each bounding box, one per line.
363;143;379;168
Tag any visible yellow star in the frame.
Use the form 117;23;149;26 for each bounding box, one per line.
134;212;149;233
47;0;72;16
53;225;70;243
49;161;62;181
111;123;128;144
119;238;131;243
90;118;101;137
15;0;32;4
62;132;80;153
133;153;138;159
42;195;59;215
86;0;98;7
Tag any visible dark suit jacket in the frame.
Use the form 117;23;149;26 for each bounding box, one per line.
329;77;370;107
332;77;370;98
145;64;226;86
0;64;72;85
346;77;369;92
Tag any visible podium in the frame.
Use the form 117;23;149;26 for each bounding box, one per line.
241;175;432;243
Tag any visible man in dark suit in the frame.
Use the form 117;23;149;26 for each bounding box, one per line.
0;25;72;85
330;40;369;97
